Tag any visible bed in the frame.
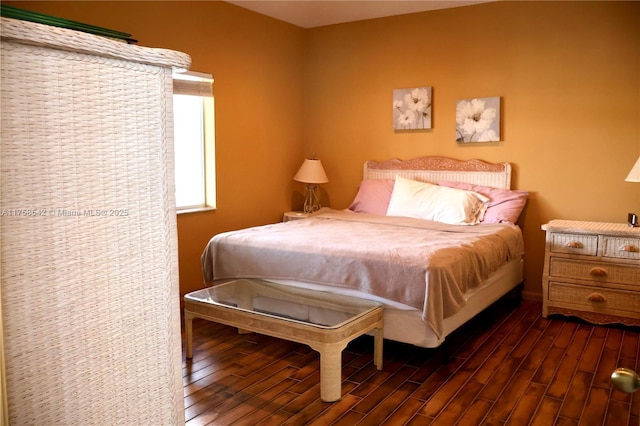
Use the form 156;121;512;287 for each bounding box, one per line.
201;156;528;348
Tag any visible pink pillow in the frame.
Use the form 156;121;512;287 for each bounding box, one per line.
348;179;394;215
439;182;529;223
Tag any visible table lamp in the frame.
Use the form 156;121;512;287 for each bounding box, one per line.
626;156;640;227
294;158;328;213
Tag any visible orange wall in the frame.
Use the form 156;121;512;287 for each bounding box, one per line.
6;1;640;301
304;1;640;298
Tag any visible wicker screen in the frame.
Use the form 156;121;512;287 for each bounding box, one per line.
1;18;190;425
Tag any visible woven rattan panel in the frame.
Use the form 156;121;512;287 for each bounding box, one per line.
363;157;512;189
1;18;189;425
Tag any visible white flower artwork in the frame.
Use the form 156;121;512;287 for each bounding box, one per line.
393;87;432;130
455;97;501;143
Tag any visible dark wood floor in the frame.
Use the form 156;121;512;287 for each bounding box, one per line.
182;298;640;425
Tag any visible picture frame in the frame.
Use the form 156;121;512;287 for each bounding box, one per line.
393;87;432;130
455;96;501;143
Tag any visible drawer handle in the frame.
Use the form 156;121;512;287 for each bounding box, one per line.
565;241;583;249
619;244;639;253
587;293;606;303
589;267;608;276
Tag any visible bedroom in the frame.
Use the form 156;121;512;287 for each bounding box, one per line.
3;0;636;303
1;0;638;424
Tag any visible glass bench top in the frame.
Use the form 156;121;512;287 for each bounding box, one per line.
185;278;382;329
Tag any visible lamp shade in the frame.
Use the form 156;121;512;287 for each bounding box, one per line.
294;158;328;184
626;156;640;182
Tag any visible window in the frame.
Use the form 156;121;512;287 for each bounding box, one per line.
172;71;215;211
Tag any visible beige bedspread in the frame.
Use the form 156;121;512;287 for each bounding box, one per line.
201;208;524;337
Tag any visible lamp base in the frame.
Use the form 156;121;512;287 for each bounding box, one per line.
303;184;321;213
628;213;638;227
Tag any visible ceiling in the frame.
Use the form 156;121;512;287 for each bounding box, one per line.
226;1;495;28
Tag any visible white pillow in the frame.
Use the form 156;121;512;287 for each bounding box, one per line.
386;176;489;225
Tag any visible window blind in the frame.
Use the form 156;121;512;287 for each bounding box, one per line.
173;71;213;97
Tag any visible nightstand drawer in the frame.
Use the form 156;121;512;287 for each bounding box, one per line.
602;236;640;260
548;281;640;315
549;258;640;285
550;233;598;256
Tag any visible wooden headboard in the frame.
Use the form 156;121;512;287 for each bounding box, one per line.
363;156;512;189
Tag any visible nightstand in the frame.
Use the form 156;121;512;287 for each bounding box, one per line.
283;211;310;222
541;220;640;326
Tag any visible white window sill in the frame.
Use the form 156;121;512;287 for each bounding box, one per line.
177;206;216;215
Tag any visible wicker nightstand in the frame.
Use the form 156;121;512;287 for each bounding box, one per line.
541;220;640;326
283;211;310;222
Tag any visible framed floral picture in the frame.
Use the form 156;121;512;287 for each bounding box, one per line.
456;97;501;143
393;87;432;130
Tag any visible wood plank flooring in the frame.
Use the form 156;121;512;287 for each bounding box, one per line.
182;298;640;425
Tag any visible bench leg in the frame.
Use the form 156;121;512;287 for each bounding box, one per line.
373;325;383;370
314;344;346;402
